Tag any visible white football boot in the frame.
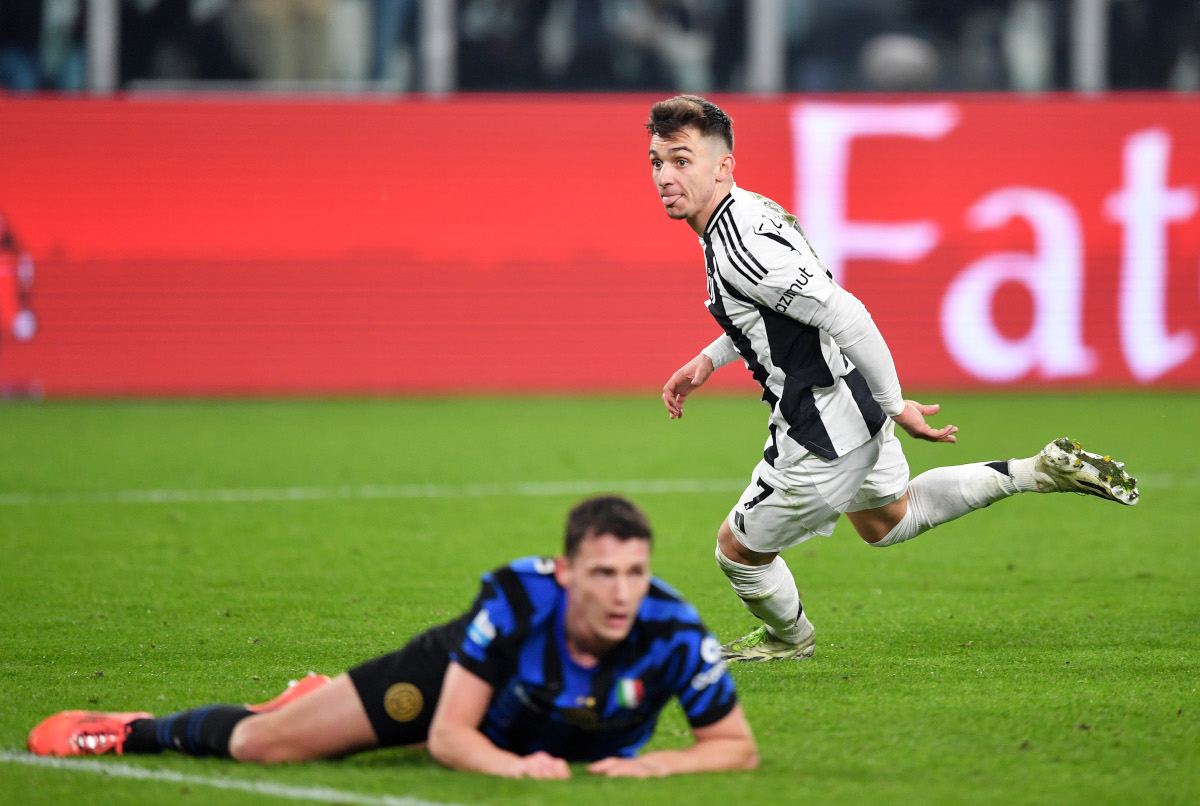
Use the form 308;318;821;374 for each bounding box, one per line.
1033;437;1139;506
722;625;816;662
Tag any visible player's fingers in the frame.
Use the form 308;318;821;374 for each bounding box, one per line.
527;756;570;779
923;424;957;442
662;390;682;418
530;766;569;780
588;758;617;773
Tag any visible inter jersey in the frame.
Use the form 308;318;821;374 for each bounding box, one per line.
449;557;737;761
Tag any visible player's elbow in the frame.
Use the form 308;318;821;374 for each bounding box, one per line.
739;740;760;771
726;734;759;771
426;722;457;767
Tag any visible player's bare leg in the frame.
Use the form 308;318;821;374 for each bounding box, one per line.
29;671;375;761
715;521;815;662
850;437;1140;548
230;674;378;763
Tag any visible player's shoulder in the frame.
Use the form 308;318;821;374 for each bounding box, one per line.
480;556;562;621
724;185;801;240
637;577;704;629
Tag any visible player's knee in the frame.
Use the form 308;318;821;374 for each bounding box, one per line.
716;520;737;555
849;497;910;545
229;716;304;764
865;510;920;547
856;521;892;544
717;520;771;565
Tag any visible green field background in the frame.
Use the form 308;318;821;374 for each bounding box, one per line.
1;393;1196;805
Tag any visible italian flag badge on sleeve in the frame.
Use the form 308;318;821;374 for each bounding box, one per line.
617;678;644;709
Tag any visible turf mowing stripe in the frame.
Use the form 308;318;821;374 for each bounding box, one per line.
0;478;749;506
0;751;465;806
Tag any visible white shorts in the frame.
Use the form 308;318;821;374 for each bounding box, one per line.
727;421;910;553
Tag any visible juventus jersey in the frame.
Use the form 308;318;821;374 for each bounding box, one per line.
701;185;904;466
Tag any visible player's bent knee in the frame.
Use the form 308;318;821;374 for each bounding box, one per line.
855;522;891;544
847;497;910;545
229;716;310;764
717;519;774;566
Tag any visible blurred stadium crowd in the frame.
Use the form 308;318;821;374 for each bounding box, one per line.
1;0;1198;94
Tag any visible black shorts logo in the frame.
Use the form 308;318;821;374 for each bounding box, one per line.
383;682;423;723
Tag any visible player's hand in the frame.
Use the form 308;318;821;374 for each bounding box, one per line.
587;755;669;778
891;400;958;443
662;353;715;419
512;751;571;779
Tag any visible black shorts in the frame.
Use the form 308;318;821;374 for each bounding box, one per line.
348;620;464;747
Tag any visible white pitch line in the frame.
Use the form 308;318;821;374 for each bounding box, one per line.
0;478;746;507
0;472;1189;508
0;751;465;806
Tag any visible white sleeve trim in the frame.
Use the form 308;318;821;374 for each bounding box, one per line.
701;334;739;370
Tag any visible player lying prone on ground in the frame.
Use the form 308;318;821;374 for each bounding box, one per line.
29;496;756;779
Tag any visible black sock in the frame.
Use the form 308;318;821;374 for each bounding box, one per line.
125;707;252;757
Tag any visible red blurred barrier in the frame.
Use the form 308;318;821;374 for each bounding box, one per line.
0;95;1197;395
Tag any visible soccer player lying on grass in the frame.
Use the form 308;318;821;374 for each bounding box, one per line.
648;95;1141;662
29;496;757;779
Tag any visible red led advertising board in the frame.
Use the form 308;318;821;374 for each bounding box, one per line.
0;95;1197;395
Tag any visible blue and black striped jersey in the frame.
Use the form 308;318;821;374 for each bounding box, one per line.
451;556;737;762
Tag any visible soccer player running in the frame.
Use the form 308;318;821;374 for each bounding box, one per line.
29;496;756;779
647;95;1140;662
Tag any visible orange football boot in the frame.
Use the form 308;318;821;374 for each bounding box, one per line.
28;710;152;757
246;673;331;713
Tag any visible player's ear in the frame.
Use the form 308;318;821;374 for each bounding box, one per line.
717;152;735;182
554;555;570;587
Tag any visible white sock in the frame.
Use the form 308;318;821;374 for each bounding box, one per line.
1007;456;1043;492
873;462;1019;547
714;546;813;643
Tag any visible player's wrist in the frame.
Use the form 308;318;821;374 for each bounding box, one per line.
700;335;738;369
882;397;907;418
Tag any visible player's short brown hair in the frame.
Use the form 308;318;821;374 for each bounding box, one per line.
564;496;653;557
645;95;734;152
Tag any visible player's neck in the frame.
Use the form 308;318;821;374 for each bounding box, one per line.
563;612;615;667
688;183;733;235
565;637;605;668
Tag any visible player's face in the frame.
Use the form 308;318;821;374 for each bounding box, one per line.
649;127;732;229
558;533;652;650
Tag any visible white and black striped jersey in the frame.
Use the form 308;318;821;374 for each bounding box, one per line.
700;185;905;466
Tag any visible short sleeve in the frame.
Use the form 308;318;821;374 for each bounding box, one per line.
675;631;739;728
451;575;521;688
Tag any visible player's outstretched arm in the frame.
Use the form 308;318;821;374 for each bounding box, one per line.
892;400;958;443
662;352;715;419
587;705;757;778
428;663;570;779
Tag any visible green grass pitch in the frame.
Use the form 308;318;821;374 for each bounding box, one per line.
1;393;1197;805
